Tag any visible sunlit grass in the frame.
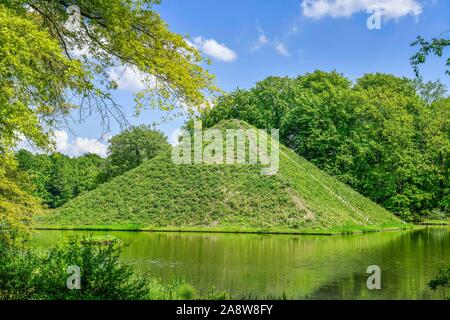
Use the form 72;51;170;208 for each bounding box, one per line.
38;120;405;233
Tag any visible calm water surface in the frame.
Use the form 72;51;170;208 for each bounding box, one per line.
33;227;450;299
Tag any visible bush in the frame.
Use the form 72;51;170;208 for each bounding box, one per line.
101;125;171;181
429;268;449;300
35;236;150;300
0;236;229;300
0;244;39;300
0;236;150;300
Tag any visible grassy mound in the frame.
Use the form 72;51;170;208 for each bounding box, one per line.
41;120;406;233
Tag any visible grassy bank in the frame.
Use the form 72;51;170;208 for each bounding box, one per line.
419;220;450;226
35;222;416;236
40;120;404;233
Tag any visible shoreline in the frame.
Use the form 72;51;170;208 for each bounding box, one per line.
34;223;418;236
419;220;450;226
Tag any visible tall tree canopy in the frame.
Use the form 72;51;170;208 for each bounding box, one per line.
0;156;38;245
0;0;217;243
200;71;450;220
1;0;217;151
16;150;104;208
101;125;170;181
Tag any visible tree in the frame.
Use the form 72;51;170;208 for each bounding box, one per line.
0;155;40;246
47;153;105;207
411;78;447;105
411;35;450;76
102;125;170;180
201;71;450;220
1;1;218;151
201;70;350;131
16;150;104;208
0;6;85;153
1;1;218;242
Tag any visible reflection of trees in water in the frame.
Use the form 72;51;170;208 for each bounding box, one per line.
117;230;408;298
33;228;450;299
308;228;450;300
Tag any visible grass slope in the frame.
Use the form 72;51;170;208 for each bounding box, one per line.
40;120;406;233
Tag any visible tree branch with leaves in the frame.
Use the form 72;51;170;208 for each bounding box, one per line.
411;34;450;77
0;0;219;244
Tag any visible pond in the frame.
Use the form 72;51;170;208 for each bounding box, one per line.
33;227;450;299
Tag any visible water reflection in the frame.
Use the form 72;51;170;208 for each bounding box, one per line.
33;227;450;299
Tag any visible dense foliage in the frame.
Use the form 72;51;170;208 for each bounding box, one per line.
200;72;450;221
15;126;171;207
1;1;217;149
0;237;149;299
0;236;225;300
101;125;171;181
0;5;85;154
0;0;216;247
0;155;40;246
429;267;449;300
16;150;104;208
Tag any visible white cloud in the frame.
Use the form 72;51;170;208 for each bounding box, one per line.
258;34;269;45
193;37;237;62
108;65;147;92
251;30;271;51
290;23;300;34
16;131;108;158
53;130;69;151
275;43;290;56
250;27;290;57
53;130;108;158
301;0;422;20
169;128;183;146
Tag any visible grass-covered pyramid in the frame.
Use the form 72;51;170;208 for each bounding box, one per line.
41;120;405;234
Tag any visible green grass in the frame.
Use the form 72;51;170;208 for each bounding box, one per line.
35;223;415;235
39;120;406;233
420;220;450;226
146;278;229;300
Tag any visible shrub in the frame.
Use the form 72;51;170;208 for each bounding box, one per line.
0;236;229;300
429;268;450;300
0;236;150;300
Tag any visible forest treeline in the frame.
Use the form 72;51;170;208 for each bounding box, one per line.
199;71;450;221
15;126;170;209
15;72;450;222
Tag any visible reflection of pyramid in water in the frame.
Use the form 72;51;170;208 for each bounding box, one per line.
45;120;402;231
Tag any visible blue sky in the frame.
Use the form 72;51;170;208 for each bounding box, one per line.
48;0;450;157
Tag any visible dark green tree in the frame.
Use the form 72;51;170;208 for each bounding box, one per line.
1;0;219;245
16;150;104;208
201;71;450;221
102;125;171;181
